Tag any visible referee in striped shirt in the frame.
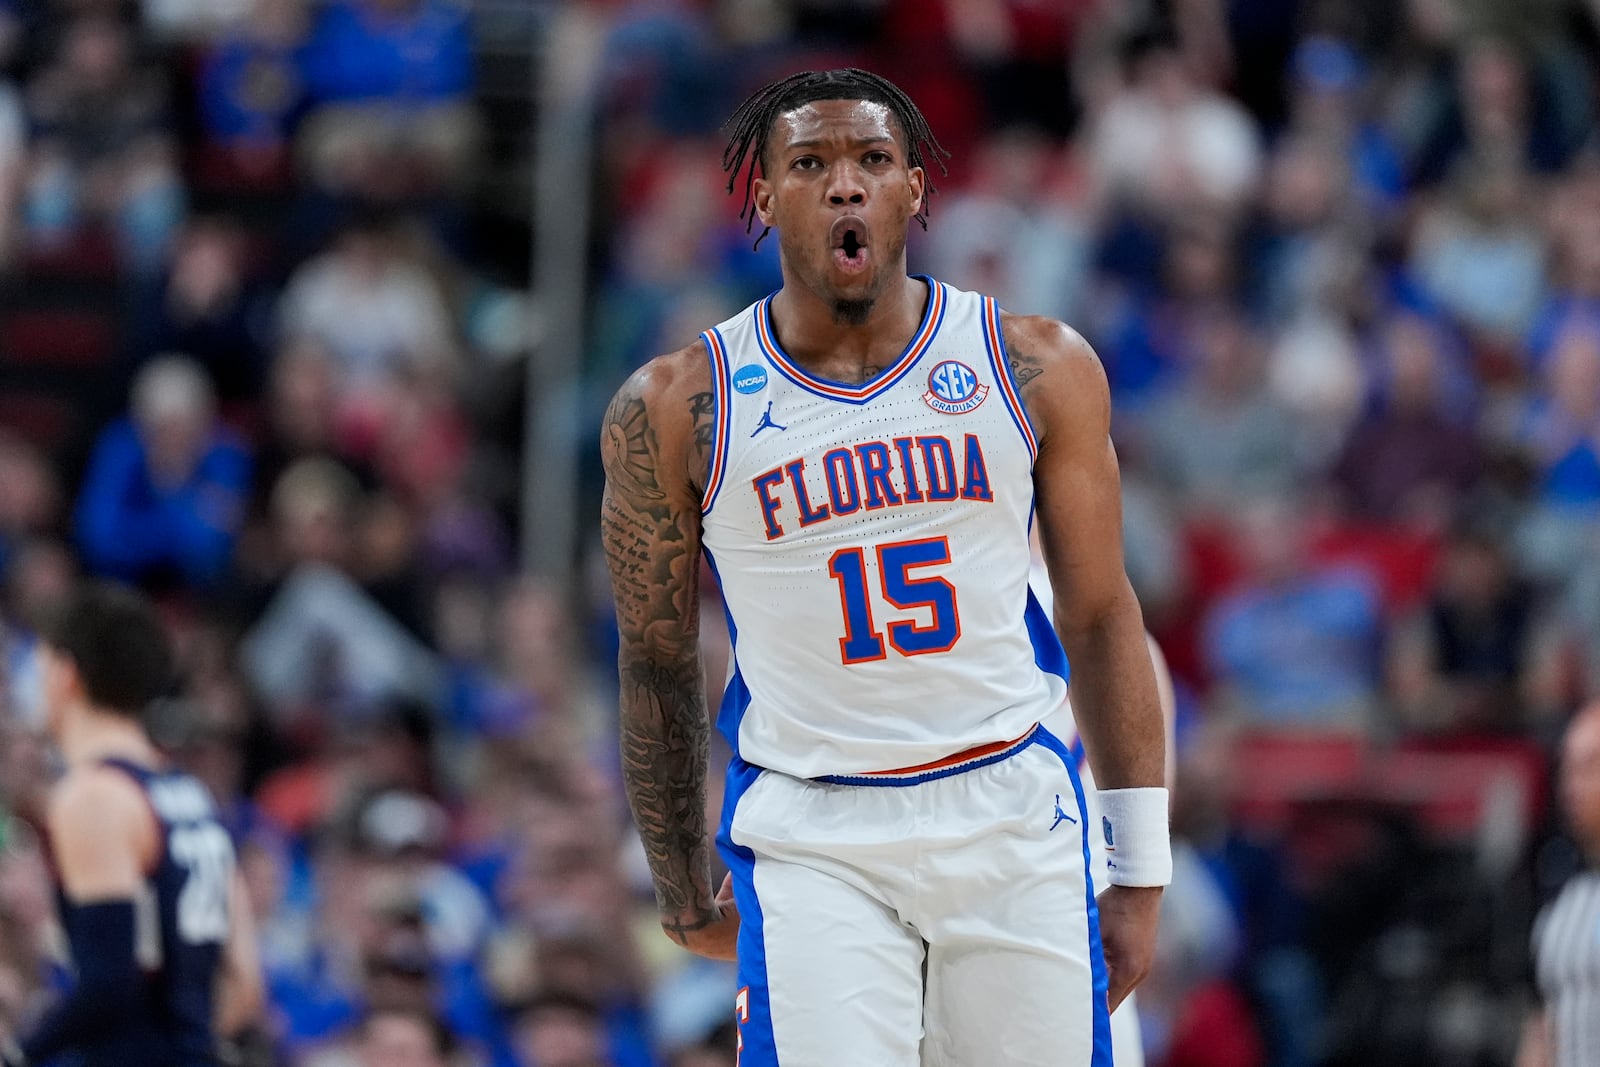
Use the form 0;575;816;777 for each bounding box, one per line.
1521;703;1600;1067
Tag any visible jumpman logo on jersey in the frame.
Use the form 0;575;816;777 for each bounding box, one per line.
1049;795;1077;831
750;401;787;438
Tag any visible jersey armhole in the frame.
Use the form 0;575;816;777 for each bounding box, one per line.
700;327;734;514
981;297;1040;464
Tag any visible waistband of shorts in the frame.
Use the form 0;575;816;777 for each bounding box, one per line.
812;724;1040;787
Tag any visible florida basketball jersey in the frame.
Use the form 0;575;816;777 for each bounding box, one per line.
700;276;1069;779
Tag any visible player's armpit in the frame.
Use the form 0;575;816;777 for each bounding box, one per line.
600;348;728;943
47;769;157;902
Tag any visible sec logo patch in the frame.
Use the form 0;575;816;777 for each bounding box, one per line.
922;360;989;414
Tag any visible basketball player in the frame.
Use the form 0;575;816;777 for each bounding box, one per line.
1;583;261;1067
1519;701;1600;1067
600;69;1169;1065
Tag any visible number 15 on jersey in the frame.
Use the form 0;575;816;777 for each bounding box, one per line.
827;535;962;664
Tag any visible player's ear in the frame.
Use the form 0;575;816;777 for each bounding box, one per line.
752;177;777;229
907;166;926;219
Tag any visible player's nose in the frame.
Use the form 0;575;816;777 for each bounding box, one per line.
826;161;866;206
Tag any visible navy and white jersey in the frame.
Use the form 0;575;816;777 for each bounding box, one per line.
699;278;1068;778
57;759;235;1067
1534;869;1600;1067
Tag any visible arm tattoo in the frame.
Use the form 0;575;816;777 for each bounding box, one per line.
604;392;665;502
617;653;713;934
600;379;716;934
688;390;715;455
1009;353;1044;392
1006;324;1051;445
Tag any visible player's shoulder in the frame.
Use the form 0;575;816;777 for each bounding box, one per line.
998;312;1103;382
611;341;715;415
996;311;1109;442
603;342;715;448
601;341;716;499
47;764;150;835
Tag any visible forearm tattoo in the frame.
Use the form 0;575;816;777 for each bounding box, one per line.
600;379;717;939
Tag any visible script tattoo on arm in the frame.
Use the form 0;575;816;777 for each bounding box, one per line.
688;391;714;454
600;370;715;943
1009;352;1044;392
1001;313;1055;445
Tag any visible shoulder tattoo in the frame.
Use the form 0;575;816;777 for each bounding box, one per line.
603;389;666;503
1010;351;1045;393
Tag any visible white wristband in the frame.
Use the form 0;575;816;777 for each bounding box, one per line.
1097;787;1172;887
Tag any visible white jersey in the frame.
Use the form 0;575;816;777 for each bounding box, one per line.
1533;870;1600;1067
700;277;1069;779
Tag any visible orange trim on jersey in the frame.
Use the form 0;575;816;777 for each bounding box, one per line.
754;281;947;402
701;329;732;513
984;297;1038;461
858;723;1038;777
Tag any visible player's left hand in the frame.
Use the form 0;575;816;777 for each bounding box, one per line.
1097;884;1162;1013
663;873;741;962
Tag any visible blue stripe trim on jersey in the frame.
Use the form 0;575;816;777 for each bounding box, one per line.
1069;735;1087;768
811;728;1039;787
754;277;948;405
1024;585;1072;690
701;328;734;514
981;296;1040;463
702;550;751;754
718;757;779;1066
1035;725;1114;1067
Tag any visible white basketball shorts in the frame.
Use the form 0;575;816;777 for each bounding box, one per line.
716;724;1114;1066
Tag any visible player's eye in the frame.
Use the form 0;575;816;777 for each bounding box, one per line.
864;151;893;165
791;156;822;171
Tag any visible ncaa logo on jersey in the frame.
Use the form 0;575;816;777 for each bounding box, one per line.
922;360;989;414
733;364;769;394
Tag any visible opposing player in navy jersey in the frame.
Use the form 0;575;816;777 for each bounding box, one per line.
3;583;261;1067
601;69;1169;1065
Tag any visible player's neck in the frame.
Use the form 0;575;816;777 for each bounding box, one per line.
56;708;157;769
770;272;927;373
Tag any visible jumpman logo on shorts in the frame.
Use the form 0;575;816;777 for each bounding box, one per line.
750;401;787;437
1050;794;1076;831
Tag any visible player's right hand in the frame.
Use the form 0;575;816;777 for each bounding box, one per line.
661;872;740;961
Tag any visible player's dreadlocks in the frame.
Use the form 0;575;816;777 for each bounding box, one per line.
722;69;951;249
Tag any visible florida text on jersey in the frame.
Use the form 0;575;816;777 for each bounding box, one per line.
698;278;1069;779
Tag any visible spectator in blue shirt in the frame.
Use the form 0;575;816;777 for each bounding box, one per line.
197;0;312;160
75;356;252;589
296;0;481;199
303;0;472;106
1203;498;1384;732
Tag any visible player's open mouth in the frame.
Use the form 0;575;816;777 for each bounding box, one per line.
830;216;870;275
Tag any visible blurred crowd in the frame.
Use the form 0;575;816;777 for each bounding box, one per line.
0;0;1597;1065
